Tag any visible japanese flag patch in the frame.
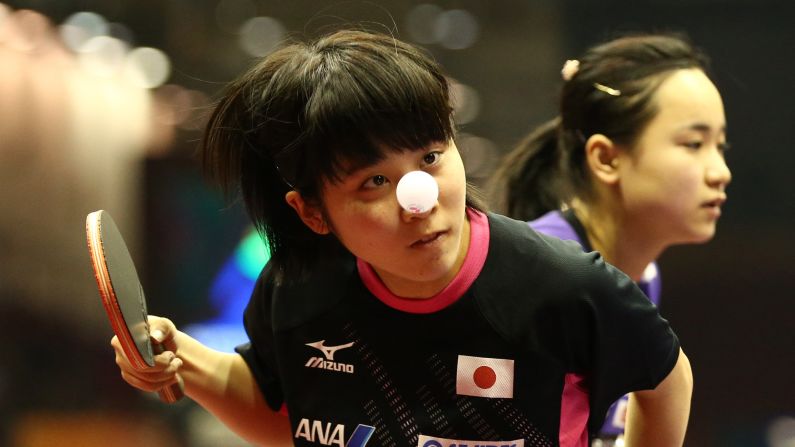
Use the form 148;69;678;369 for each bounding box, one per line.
456;355;514;399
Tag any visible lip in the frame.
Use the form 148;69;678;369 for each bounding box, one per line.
410;230;447;248
701;195;727;208
701;195;727;218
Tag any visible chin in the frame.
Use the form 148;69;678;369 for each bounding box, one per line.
408;257;458;282
684;226;718;245
411;262;454;282
663;221;716;246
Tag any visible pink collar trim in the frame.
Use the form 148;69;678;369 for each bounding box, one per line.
356;208;489;314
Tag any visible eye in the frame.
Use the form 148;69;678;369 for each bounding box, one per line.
362;174;388;189
718;141;731;153
682;141;703;150
422;151;442;166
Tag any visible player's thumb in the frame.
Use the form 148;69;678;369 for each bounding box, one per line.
148;315;176;345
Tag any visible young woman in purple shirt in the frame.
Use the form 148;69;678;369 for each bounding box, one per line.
491;33;732;445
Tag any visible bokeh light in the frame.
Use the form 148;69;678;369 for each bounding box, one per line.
767;416;795;447
435;9;479;50
405;3;443;44
77;35;128;78
123;46;171;88
238;16;285;57
153;84;192;126
457;133;497;177
449;79;481;125
153;86;211;131
234;230;270;280
59;11;108;52
2;9;53;53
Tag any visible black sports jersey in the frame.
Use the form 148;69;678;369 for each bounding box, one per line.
236;211;680;447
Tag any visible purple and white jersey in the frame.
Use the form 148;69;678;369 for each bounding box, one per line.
529;210;662;437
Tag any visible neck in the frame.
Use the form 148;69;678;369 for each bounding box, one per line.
571;198;665;281
380;216;471;299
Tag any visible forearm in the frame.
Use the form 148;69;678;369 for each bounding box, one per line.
624;348;693;447
173;331;293;446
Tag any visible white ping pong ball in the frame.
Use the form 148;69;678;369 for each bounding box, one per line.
396;170;439;214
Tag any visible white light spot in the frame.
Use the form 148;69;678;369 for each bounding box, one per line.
124;47;172;89
78;35;128;78
238;16;285;57
768;416;795;447
642;263;658;282
60;11;108;52
434;9;479;50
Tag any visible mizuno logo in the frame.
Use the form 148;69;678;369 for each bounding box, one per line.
306;340;355;360
305;339;355;374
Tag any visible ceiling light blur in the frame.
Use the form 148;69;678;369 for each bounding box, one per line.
123;47;171;88
60;11;108;52
435;9;479;50
238;16;285;57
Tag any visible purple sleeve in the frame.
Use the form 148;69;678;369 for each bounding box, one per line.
528;211;584;246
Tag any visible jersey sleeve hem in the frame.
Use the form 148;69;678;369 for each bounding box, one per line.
235;342;284;412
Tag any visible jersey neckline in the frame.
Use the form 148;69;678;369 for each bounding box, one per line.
356;208;489;314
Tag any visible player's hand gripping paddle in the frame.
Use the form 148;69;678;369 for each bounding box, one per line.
86;210;183;403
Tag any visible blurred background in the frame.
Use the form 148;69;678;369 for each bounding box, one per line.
0;0;792;446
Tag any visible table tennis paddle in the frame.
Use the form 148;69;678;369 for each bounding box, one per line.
86;210;183;403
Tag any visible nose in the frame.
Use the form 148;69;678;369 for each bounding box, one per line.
705;149;732;190
400;206;434;222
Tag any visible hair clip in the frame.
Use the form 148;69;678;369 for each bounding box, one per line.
561;59;580;81
593;83;621;96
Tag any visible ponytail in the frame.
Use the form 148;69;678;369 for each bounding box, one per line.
490;117;569;221
201;71;340;285
492;33;708;224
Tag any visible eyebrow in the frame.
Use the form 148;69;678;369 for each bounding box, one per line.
681;123;727;134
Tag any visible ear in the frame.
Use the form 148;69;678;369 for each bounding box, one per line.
584;133;621;185
284;190;330;235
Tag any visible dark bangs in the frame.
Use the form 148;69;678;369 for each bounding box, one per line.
276;32;455;197
202;30;481;282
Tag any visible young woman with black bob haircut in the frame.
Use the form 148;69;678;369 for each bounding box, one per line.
492;33;730;444
110;29;693;447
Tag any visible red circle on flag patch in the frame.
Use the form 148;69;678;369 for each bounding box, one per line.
473;365;497;389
